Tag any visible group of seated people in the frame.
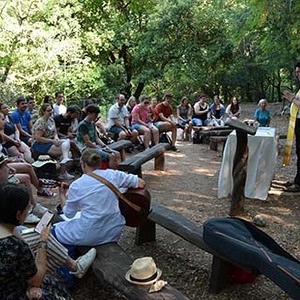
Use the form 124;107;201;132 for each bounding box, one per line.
176;94;272;141
0;92;271;182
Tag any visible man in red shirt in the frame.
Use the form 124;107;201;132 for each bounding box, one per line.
153;92;179;151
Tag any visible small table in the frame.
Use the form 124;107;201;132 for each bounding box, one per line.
218;127;277;200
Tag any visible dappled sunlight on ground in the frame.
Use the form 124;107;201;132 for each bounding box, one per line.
165;152;186;158
193;167;216;176
174;191;216;202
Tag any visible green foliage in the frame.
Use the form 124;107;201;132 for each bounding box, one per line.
0;0;300;108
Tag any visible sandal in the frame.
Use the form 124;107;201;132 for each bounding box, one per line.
37;188;56;198
285;184;300;193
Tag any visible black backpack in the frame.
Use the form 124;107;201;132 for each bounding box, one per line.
159;132;172;144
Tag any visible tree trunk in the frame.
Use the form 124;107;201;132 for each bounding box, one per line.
133;82;145;99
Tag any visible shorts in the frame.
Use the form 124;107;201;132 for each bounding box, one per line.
3;141;15;149
154;121;165;128
96;147;109;160
32;142;52;154
20;136;31;145
109;125;124;135
192;118;209;126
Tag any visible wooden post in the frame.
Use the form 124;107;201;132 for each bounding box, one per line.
225;119;257;216
135;219;156;245
230;130;248;215
209;256;233;293
154;153;165;171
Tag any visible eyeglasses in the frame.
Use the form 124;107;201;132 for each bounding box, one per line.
144;101;150;105
46;109;53;112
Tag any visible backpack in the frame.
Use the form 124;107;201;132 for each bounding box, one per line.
159;132;172;144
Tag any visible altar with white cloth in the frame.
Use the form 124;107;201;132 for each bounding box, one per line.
218;127;277;200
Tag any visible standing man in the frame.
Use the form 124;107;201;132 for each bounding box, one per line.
107;93;138;142
10;96;33;145
283;61;300;191
53;92;67;117
153;92;179;151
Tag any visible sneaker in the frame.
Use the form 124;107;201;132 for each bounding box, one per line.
58;172;75;180
37;188;56;198
71;248;97;279
60;158;73;165
32;204;49;218
24;213;40;224
170;146;180;152
39;178;58;188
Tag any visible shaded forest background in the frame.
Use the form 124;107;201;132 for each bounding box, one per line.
1;0;300;112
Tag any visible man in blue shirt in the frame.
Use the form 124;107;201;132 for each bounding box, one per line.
11;96;33;145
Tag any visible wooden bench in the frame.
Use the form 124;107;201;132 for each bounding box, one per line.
109;140;133;161
192;126;233;144
118;143;171;177
209;136;227;152
78;243;189;299
135;203;257;294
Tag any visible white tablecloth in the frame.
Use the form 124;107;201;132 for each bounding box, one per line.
218;127;277;200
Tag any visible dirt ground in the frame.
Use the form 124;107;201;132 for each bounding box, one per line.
42;103;299;299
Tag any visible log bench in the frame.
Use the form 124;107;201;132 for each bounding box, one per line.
78;243;189;300
135;203;257;294
118;143;171;177
109;140;133;161
209;136;227;152
192;126;233;144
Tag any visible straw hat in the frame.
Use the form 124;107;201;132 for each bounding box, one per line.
125;257;162;286
32;155;57;168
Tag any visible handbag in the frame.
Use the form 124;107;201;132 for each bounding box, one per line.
87;172;151;227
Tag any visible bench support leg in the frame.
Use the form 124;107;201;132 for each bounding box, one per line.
209;255;233;293
154;153;165;171
136;167;142;178
135;219;156;245
120;149;126;162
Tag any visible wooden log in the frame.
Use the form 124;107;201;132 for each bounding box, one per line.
230;130;248;216
118;143;170;175
89;242;189;300
198;129;233;137
225;119;257;135
136;203;213;253
109;140;133;161
193;126;231;132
